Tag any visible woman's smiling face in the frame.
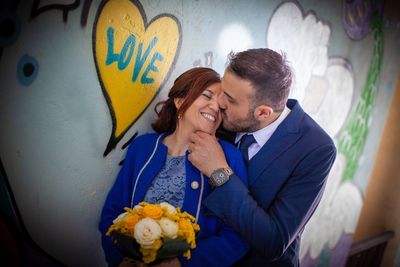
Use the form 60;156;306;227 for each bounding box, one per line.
177;83;222;135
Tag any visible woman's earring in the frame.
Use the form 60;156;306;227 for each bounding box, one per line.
177;114;181;119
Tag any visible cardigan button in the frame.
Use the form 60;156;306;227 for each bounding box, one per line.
191;181;199;190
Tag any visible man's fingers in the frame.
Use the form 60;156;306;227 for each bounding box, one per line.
188;143;193;153
188;143;200;154
189;132;200;143
195;131;209;138
187;151;196;165
191;131;213;142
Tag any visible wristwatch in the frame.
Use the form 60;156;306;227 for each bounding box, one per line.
209;167;234;187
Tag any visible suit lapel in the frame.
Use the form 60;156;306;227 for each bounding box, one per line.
248;99;304;185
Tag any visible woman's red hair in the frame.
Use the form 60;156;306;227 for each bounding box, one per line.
152;67;221;133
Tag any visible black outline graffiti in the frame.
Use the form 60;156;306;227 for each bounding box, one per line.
121;131;139;150
80;0;92;27
30;0;93;27
93;0;182;157
1;0;93;63
30;0;80;22
0;0;20;61
118;131;139;166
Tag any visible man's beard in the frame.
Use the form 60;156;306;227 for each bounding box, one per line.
221;109;260;133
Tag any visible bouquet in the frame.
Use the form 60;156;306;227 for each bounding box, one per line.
106;201;200;264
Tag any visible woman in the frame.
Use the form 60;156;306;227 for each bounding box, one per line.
99;67;249;267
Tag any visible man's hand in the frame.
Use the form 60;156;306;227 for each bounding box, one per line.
188;131;229;177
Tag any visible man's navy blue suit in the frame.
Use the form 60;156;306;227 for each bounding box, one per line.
204;99;337;266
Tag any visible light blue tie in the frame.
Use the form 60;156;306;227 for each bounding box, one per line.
239;134;256;165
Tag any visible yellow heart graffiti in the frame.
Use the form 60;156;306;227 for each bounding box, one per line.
94;0;181;155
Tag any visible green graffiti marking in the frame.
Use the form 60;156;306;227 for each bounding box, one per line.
338;13;384;181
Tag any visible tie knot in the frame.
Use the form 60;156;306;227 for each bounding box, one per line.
239;134;256;151
239;134;255;164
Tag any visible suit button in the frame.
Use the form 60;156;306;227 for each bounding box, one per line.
191;181;199;190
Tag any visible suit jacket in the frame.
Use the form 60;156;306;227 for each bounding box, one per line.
99;133;249;267
204;99;337;266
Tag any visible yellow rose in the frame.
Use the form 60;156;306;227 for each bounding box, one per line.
181;211;196;222
134;218;162;249
159;218;179;239
178;219;197;248
178;219;193;233
124;213;141;229
142;204;163;220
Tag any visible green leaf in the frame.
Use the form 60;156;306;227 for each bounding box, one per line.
110;232;191;264
156;239;191;259
111;231;142;259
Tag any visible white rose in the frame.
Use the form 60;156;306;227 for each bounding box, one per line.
159;218;179;239
160;202;177;215
134;218;162;249
113;212;129;224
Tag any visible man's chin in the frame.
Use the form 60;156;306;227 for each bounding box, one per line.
222;121;235;132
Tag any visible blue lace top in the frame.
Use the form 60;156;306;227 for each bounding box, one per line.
143;154;186;208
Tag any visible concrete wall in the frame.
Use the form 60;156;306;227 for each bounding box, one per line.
0;0;399;266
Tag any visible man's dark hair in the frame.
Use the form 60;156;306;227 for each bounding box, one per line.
226;48;293;112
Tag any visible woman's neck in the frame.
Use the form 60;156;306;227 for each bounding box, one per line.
163;126;190;156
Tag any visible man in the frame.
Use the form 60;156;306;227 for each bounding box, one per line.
188;48;336;266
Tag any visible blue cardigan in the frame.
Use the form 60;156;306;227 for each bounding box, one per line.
99;133;249;267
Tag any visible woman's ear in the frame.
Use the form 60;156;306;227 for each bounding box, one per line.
174;98;184;109
254;105;273;121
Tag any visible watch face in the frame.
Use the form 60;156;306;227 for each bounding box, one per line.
211;169;228;186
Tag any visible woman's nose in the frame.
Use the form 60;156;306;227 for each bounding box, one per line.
208;98;219;111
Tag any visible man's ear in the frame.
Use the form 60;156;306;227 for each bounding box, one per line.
254;105;274;121
174;98;184;109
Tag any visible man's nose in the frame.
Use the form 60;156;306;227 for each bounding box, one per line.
218;93;227;109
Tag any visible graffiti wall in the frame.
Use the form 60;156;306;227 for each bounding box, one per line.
0;0;399;266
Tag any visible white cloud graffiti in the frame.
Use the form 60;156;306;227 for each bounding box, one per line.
299;154;363;259
267;1;330;103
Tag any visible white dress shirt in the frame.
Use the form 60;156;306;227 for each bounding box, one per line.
235;106;291;160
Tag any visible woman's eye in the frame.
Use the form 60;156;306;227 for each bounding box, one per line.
202;93;212;99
